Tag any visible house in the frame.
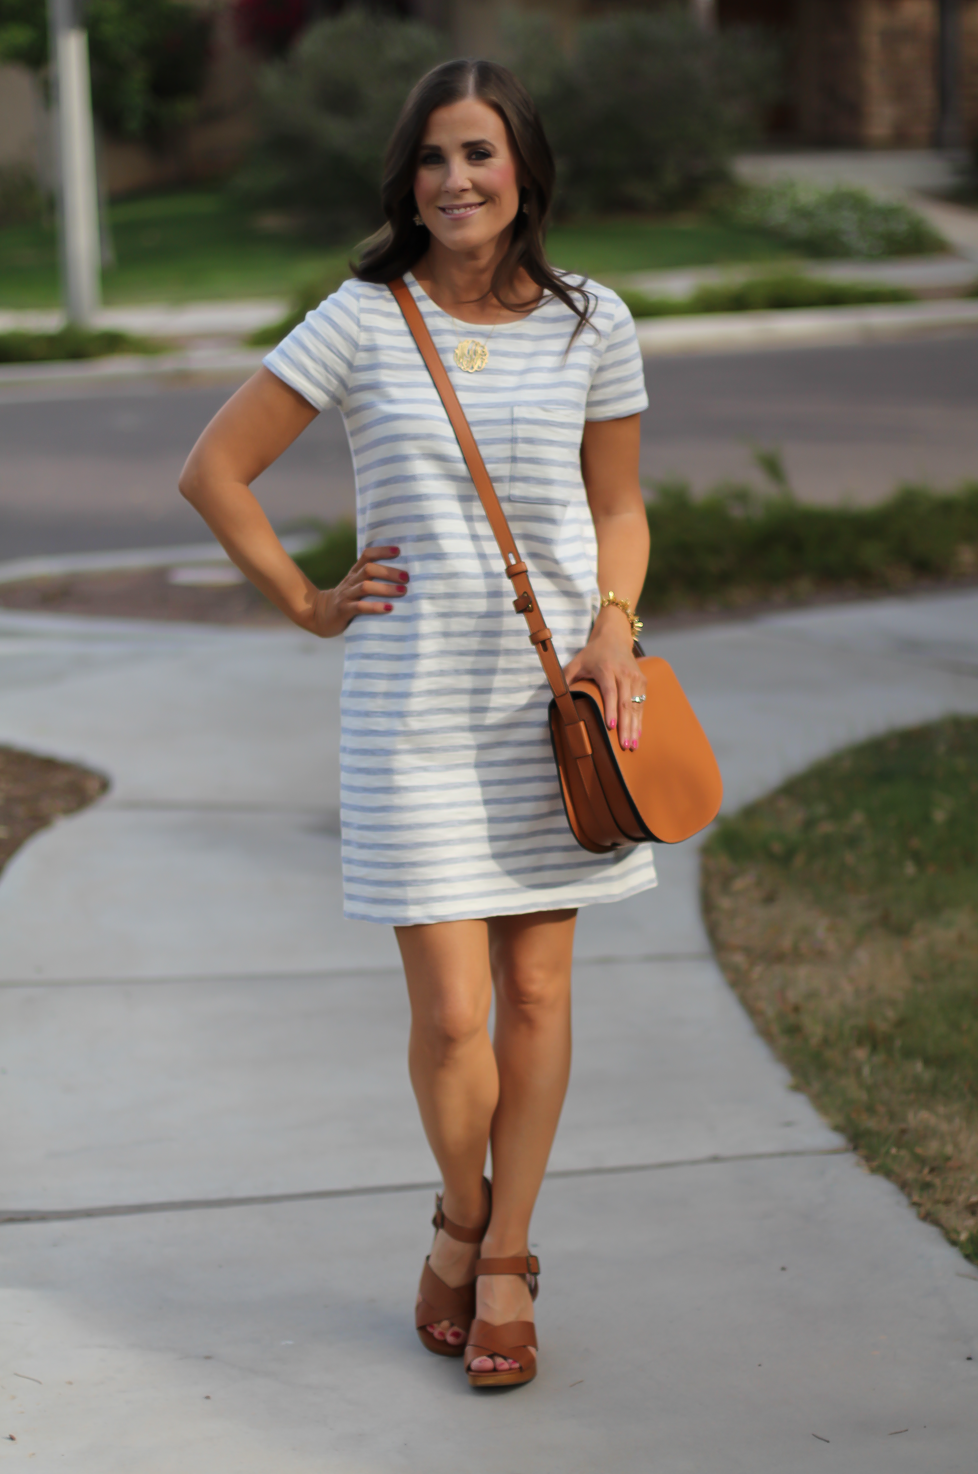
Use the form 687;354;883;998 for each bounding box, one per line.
711;0;976;147
1;0;973;203
418;0;974;147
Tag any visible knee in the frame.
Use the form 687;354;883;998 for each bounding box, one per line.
496;963;567;1024
415;988;487;1062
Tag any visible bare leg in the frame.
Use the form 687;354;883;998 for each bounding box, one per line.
397;919;497;1348
470;908;576;1374
397;909;576;1369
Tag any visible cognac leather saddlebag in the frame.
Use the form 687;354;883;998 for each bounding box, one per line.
547;657;722;852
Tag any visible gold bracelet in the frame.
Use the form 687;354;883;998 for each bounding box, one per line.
599;591;643;641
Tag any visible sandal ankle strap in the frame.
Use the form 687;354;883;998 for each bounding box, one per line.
475;1254;540;1277
432;1176;492;1245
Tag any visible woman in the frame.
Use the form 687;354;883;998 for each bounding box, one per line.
179;57;655;1389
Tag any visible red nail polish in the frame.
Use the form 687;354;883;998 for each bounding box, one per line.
399;572;409;582
384;603;393;612
389;547;400;555
608;717;616;729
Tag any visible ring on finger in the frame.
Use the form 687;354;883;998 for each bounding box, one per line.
631;694;646;705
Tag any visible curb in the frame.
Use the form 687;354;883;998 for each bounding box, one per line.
0;346;267;389
1;300;977;385
634;298;978;355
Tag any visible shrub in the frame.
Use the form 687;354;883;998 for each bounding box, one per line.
293;520;358;588
247;260;353;345
619;273;915;318
642;470;978;611
294;464;978;609
503;7;780;216
730;180;946;259
234;8;446;241
0;164;49;228
0;327;163;363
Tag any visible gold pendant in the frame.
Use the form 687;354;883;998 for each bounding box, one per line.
454;339;489;373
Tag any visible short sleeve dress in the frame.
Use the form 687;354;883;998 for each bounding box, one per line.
264;270;657;924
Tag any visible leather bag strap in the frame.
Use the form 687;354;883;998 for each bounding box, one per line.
389;278;585;735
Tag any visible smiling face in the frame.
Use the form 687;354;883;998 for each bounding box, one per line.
413;97;523;258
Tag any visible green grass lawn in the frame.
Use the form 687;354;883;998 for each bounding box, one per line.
0;191;349;308
547;215;790;277
703;717;978;1264
0;189;792;309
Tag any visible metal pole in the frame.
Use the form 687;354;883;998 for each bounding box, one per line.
936;0;962;148
47;0;101;324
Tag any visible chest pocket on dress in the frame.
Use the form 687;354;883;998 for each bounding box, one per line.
509;404;584;505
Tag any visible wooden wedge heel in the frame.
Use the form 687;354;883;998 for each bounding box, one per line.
415;1178;492;1358
464;1254;540;1388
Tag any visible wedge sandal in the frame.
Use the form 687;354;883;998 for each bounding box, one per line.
464;1253;540;1388
415;1177;492;1358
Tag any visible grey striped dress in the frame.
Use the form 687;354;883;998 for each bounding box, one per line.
264;270;657;924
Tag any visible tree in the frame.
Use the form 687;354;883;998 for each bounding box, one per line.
0;0;214;141
232;0;322;58
234;7;445;240
232;0;412;59
0;0;48;70
85;0;213;140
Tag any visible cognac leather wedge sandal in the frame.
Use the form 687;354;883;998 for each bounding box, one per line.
416;1178;492;1358
464;1254;540;1389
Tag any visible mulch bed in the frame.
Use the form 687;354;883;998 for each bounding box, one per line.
1;567;975;630
0;568;287;625
0;746;109;877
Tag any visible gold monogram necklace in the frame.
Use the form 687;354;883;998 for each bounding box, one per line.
451;312;500;373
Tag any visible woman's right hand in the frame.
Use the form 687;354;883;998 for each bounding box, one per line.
308;545;410;638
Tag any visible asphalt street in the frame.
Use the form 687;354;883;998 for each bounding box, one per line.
1;330;977;560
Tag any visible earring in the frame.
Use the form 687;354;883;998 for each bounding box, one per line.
413;213;423;226
521;201;529;214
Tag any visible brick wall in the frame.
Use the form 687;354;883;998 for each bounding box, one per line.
794;0;977;147
795;0;863;143
962;0;978;140
862;0;939;145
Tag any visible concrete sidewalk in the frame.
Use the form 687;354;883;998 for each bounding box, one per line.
0;300;288;339
632;297;978;356
1;591;977;1470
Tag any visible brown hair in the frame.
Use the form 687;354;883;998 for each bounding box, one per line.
353;57;593;333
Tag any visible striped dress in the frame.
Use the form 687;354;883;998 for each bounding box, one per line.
265;270;657;924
